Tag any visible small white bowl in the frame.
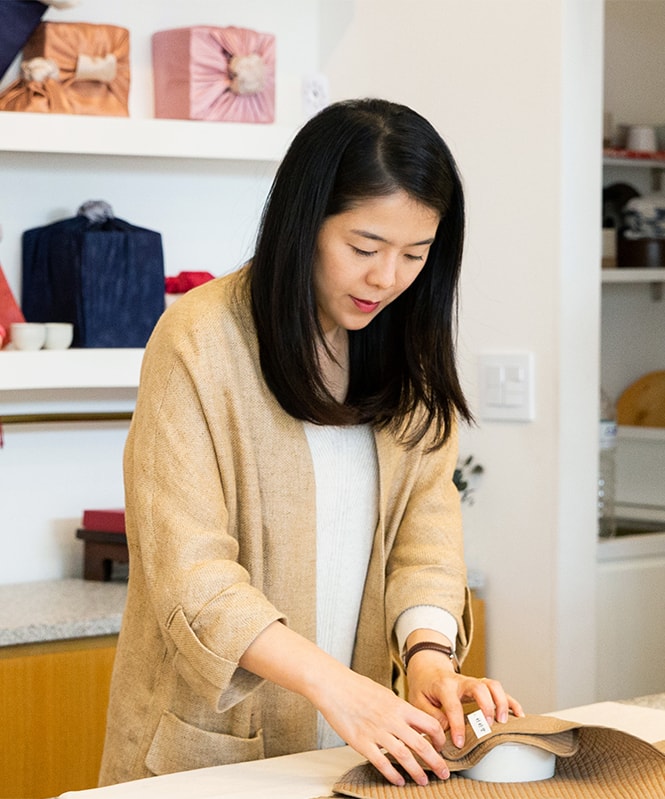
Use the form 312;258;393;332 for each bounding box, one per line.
10;322;46;351
460;742;556;783
44;322;74;350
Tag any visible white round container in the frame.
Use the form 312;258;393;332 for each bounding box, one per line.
460;742;556;783
626;125;657;153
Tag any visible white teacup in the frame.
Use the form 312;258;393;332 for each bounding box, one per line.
627;125;657;153
44;322;74;350
10;322;46;351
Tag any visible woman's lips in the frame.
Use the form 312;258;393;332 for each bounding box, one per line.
351;296;380;313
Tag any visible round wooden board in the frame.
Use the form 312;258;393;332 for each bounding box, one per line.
616;370;665;427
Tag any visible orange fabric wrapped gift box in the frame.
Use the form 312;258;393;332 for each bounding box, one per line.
0;21;130;115
151;25;275;123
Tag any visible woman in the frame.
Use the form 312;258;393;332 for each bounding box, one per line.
99;98;523;789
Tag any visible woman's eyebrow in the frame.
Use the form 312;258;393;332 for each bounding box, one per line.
350;229;435;247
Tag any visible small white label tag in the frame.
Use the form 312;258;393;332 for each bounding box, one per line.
467;709;492;739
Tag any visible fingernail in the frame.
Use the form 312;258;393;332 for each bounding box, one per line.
395;777;405;787
438;767;451;780
417;775;429;787
499;710;508;723
454;735;464;748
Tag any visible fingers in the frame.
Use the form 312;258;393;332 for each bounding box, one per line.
366;726;450;787
410;671;525;752
321;672;451;787
472;677;510;723
507;692;525;718
465;677;525;725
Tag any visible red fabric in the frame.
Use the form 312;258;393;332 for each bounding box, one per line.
82;508;126;533
164;271;215;294
0;262;25;347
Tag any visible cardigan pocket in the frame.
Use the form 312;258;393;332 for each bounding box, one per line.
145;710;264;775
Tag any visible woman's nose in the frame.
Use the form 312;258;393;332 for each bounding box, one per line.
366;254;397;289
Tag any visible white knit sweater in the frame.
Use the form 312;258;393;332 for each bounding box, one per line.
304;423;458;748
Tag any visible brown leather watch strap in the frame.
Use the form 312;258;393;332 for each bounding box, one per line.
403;641;459;672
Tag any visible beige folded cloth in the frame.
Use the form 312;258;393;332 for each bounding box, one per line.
332;713;665;798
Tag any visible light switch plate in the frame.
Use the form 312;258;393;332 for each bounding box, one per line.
478;352;535;422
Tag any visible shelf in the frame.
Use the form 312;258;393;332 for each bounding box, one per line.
597;530;665;562
0;112;296;162
601;268;665;283
618;425;665;443
0;349;143;391
603;151;665;169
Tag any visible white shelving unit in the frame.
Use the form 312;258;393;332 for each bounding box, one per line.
600;155;665;528
0;112;295;162
0;349;143;418
0;108;290;409
0;349;143;391
0;0;328;414
601;267;665;283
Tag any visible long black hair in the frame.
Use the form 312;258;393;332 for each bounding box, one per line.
250;98;471;450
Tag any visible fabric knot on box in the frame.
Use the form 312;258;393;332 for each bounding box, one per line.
75;53;117;84
229;53;266;95
77;199;114;223
152;25;275;123
21;57;60;83
0;56;71;113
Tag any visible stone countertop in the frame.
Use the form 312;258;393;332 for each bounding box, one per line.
624;692;665;712
0;578;127;647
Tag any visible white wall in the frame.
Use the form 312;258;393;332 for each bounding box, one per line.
323;0;603;713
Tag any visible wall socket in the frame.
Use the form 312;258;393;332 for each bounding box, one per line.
302;73;330;119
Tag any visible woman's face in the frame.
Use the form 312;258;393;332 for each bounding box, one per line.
313;190;440;340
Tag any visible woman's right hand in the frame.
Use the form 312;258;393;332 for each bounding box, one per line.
240;620;450;786
312;666;450;786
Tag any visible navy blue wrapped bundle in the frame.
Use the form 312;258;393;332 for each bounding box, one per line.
0;1;48;80
21;201;165;348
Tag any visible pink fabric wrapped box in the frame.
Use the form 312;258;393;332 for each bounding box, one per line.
151;25;275;123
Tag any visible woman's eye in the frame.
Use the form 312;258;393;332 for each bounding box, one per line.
405;253;425;262
351;246;376;257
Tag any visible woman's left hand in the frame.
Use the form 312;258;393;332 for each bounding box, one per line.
406;651;524;750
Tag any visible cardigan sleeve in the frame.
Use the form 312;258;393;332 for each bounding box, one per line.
123;298;286;712
382;420;473;666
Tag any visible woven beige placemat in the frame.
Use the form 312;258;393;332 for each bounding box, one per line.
332;714;665;799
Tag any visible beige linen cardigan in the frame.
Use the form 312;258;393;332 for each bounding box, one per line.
98;267;472;786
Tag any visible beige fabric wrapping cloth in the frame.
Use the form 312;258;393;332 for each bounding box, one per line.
331;713;665;799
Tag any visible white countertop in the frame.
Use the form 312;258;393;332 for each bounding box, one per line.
57;699;665;799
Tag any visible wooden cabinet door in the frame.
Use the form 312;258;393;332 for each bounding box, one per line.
0;635;117;799
463;594;487;678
